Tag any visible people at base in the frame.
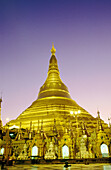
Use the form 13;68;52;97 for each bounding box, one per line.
64;161;71;168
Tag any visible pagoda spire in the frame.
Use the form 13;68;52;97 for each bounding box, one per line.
37;44;71;99
0;98;2;127
97;110;103;131
51;43;56;56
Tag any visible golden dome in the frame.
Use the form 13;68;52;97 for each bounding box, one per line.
6;44;106;136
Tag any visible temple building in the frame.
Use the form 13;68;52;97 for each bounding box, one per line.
0;45;111;161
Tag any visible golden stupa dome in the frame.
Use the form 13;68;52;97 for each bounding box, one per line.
6;44;106;136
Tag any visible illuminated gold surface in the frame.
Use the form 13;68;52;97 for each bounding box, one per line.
6;45;108;137
2;45;111;159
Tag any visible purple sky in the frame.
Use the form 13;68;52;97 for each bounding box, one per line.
0;0;111;125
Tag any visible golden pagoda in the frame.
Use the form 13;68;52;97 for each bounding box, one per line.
6;44;108;136
2;44;111;160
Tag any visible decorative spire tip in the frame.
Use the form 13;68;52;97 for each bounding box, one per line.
51;43;56;56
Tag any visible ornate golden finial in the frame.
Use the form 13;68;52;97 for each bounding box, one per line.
51;43;56;56
97;110;100;117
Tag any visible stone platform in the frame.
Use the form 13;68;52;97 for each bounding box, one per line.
15;157;111;164
1;163;111;170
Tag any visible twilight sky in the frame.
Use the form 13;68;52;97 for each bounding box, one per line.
0;0;111;125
